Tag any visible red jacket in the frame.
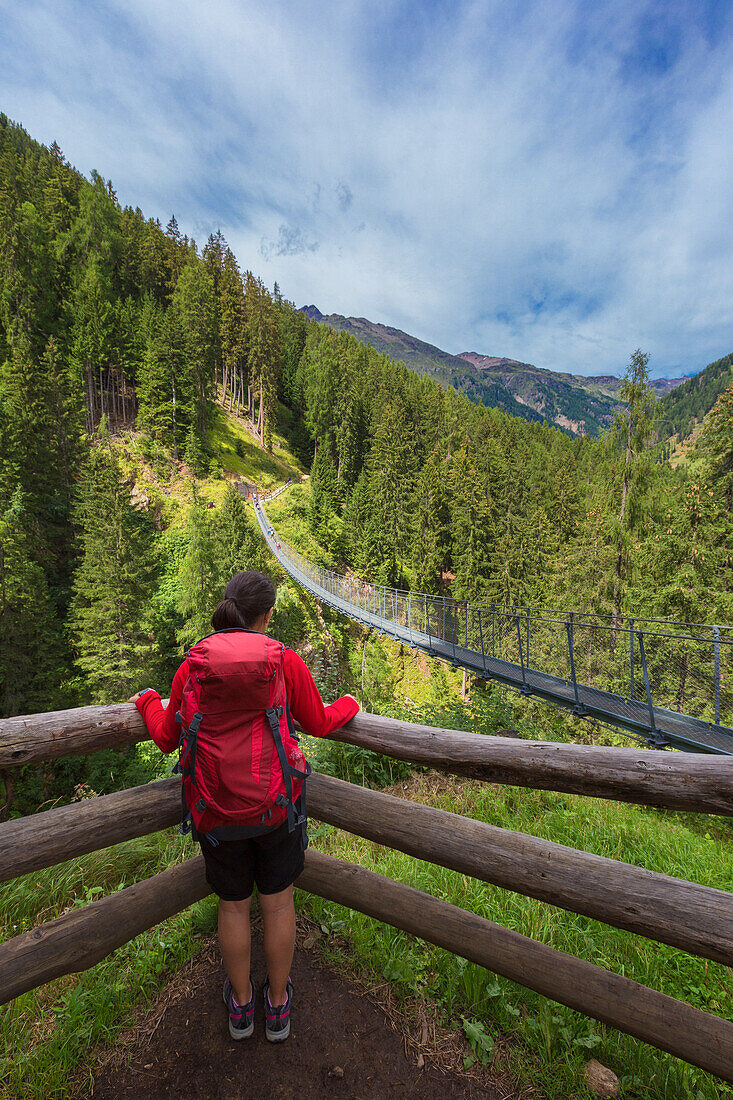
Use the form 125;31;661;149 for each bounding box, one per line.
135;644;359;754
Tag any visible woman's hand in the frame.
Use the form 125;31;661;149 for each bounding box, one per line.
128;689;153;703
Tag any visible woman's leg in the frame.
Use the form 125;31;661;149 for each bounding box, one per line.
259;884;295;1006
218;896;252;1005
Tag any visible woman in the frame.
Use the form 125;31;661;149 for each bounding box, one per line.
130;570;359;1042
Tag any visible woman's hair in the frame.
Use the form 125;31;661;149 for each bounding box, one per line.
211;571;277;631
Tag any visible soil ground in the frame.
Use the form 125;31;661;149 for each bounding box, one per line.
85;922;535;1100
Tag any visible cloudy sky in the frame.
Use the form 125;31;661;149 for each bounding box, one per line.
1;0;731;378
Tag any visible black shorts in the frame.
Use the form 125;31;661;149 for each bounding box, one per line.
198;816;306;902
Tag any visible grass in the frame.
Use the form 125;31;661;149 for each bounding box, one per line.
299;769;733;1100
208;401;304;489
0;829;219;1099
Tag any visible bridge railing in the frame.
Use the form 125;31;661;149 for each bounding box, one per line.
0;704;732;1082
255;501;733;739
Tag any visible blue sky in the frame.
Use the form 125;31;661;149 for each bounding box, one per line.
1;0;731;378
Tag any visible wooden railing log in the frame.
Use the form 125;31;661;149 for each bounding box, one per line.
307;773;733;967
1;772;730;965
0;702;152;768
0;777;181;883
2;847;731;1081
0;857;210;1005
327;713;733;816
298;851;733;1083
2;704;732;816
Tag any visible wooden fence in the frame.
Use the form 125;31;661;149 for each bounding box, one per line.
0;705;732;1081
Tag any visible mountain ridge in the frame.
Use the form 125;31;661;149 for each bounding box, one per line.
300;306;689;436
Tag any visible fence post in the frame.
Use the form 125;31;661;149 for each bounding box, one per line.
629;618;635;699
465;601;469;649
526;607;531;668
637;630;665;747
442;597;446;644
714;626;721;726
492;604;496;658
516;616;531;694
478;609;485;671
566;613;585;716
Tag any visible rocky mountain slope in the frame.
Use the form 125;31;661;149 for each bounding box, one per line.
301;307;688;436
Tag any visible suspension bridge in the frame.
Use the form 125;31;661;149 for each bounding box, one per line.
254;499;733;755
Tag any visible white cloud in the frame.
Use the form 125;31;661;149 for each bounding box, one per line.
0;0;731;376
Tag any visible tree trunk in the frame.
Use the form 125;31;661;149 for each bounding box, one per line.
171;364;178;461
611;416;633;652
85;360;94;432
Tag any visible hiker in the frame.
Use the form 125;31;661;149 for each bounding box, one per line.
129;571;359;1042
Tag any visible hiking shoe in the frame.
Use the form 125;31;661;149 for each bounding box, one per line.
223;977;255;1040
263;977;293;1042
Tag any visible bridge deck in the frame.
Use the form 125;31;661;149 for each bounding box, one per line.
256;507;733;755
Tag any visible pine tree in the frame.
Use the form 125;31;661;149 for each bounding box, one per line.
309;446;340;543
172;258;217;432
177;485;219;647
165;214;185;289
301;330;340;455
140;217;173;301
244;275;281;448
69;264;116;432
450;447;495;602
610;350;656;647
367;401;416;585
70;441;157;703
342;468;380;576
183;422;204;475
219;249;247;413
214;483;266;582
413;454;449;592
0;487;63;716
336;386;367;489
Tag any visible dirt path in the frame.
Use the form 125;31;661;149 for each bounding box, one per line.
86;924;531;1100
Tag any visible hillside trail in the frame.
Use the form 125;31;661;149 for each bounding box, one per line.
85;920;537;1100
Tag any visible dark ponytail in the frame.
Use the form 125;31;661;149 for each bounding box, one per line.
211;571;277;631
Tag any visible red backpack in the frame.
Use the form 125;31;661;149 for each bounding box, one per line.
174;629;310;846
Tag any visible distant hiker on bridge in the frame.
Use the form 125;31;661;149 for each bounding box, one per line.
130;571;359;1043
